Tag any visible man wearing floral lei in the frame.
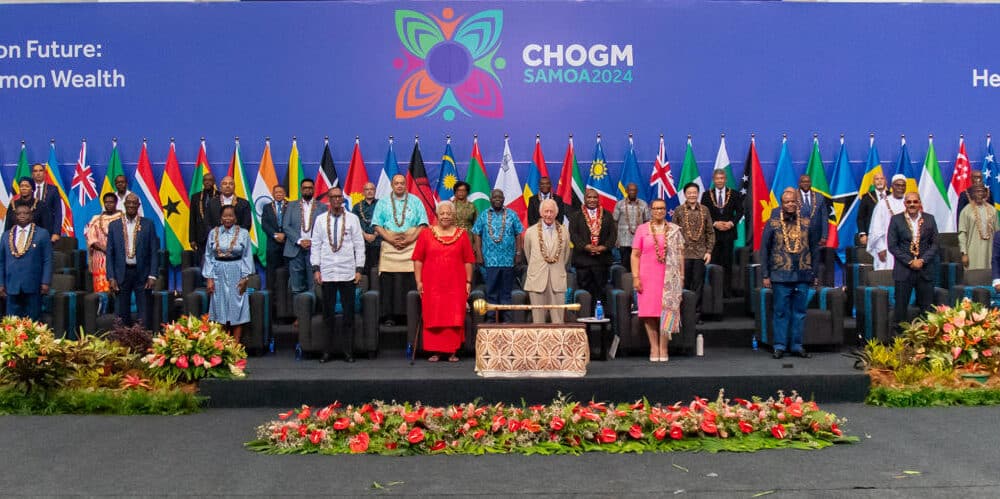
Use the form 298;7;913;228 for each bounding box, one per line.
523;199;572;324
866;174;908;271
569;189;617;316
958;184;995;271
283;178;327;295
672;182;715;323
372;174;428;326
888;192;939;337
106;194;160;330
472;189;525;323
761;190;822;359
0;201;52;320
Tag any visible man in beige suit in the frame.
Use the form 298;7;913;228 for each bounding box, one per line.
523;199;571;323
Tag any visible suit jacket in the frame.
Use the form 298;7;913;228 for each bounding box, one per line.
189;189;217;248
527;194;566;227
260;200;287;254
35;184;62;236
105;217;160;284
701;187;744;243
888;212;939;282
206;197;252;232
523;222;571;293
0;225;52;294
856;189;887;237
798;190;828;235
282;199;328;258
568;208;616;267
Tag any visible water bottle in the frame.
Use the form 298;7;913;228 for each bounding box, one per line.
696;334;704;357
752;335;759;352
406;343;414;359
294;343;303;361
269;337;276;354
595;300;604;320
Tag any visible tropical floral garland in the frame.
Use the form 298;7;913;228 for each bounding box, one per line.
246;391;854;455
142;315;247;382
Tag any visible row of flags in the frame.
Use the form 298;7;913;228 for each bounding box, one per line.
8;133;999;269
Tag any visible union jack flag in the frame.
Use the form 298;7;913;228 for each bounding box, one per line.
648;135;678;215
71;141;97;206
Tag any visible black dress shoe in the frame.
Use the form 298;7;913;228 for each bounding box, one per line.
319;353;333;363
344;354;355;363
792;350;812;359
772;350;784;360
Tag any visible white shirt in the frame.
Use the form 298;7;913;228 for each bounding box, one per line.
866;195;906;271
220;194;235;206
14;225;31;248
309;210;365;282
124;216;139;265
587;208;598;218
543;221;555;234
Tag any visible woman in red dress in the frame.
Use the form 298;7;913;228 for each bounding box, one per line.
412;201;475;362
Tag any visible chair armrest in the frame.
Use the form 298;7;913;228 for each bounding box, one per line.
360;290;380;354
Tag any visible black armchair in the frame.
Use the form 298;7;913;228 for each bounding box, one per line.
752;286;847;348
854;267;948;343
609;271;698;356
293;276;379;359
950;269;995;306
182;274;271;354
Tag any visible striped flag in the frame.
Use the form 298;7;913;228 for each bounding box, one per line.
344;137;370;210
466;136;491;212
133;140;164;240
496;136;528;226
287;138;305;201
70;139;99;249
918;135;952;232
406;138;438;224
648;135;677;213
555;136;585;209
45;141;74;237
746;136;768;251
189;139;211;199
436;138;459;202
376;137;399;201
618;135;643;199
767;136;795;221
160;140;191;266
678;136;704;205
894;136;919;194
805;135;833;243
523;135;549;208
13;142;30;193
829;136;859;260
586;135;617;212
251;139;279;266
228;138;264;262
947;136;971;223
713;135;738;190
858;134;883;196
315;138;339;201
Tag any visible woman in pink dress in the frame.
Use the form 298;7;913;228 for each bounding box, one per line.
630;199;685;362
412;201;475;362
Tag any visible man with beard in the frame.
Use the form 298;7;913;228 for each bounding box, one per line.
282;179;327;295
867;175;908;271
888;192;939;336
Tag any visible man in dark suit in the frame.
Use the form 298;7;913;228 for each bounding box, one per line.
0;201;52;320
206;176;252;231
888;192;939;336
797;174;828;246
992;229;1000;293
30;163;62;242
106;194;160;329
702;170;744;295
569;188;616;315
282;179;327;294
188;171;217;267
527;176;565;226
856;172;888;247
260;184;288;295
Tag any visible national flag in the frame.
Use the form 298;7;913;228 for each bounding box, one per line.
947;136;971;223
251;139;279;266
768;135;796;221
555;136;585;209
523;135;550;208
45;141;74;237
160;140;191;266
983;135;1000;221
618;135;643;198
804;135;834;244
377;137;399;201
436;138;459;202
830;136;859;260
315;138;339;201
893;136;919;194
746;136;768;251
467;136;492;212
227;139;264;262
344;137;370;209
406;138;438;224
858;133;882;196
677;136;704;206
648;135;678;214
70;139;99;249
496;136;528;226
189;139;211;199
918;136;952;232
0;146;11;222
13;142;30;192
133;141;164;242
287;138;305;201
713;134;739;190
586;135;617;212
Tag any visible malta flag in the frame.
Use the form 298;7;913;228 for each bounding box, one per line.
496;136;528;226
556;135;585;209
467;136;492;212
251;139;279;265
586;135;617;212
228;138;264;262
523;135;550;208
407;138;438;224
45;141;74;237
160;140;191;266
947;136;971;222
70;139;99;249
918;135;952;232
648;135;678;214
134;140;164;239
344;137;370;210
315;138;339;201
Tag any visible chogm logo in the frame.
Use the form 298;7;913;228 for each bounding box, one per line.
393;8;505;121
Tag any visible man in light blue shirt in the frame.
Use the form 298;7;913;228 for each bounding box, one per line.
372;174;428;325
472;189;524;322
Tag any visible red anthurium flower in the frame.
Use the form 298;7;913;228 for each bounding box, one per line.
589;401;608;412
492;415;506;432
653;427;667;441
811;422;821;433
783;397;793;406
629;424;643;439
669;425;684;440
297;406;312;420
523;420;542;433
278;410;294;421
831;423;842;436
787;403;803;418
529;404;545;412
568;435;581;447
191;354;205;367
235;359;247;369
549;416;565;431
209;355;222;367
407;428;425;444
385;442;398;450
403;412;420;424
359;403;373;414
430;440;446;451
808;401;820;412
733;398;750;408
309;430;326;445
703;410;717;423
507;419;521;432
771;424;787;439
278;426;288;442
614;409;628;417
466;418;478;428
349;432;370;453
432;409;445;419
333;418;350;431
738;421;753;434
472;429;486;440
368;411;385;425
700;420;718;434
316;406;333;422
630;400;644;410
175;355;189;369
581;411;602;422
597;428;617;444
297;425;308;438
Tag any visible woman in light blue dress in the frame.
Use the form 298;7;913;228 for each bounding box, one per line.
203;205;253;343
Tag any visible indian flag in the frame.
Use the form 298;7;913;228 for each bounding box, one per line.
918;135;952;232
251;139;279;266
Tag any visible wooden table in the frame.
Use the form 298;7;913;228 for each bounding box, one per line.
474;323;589;378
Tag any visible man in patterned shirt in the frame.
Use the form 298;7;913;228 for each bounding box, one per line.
351;182;380;277
472;189;524;322
672;182;715;322
612;182;650;272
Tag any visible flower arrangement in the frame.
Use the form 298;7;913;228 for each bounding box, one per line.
901;298;1000;373
246;391;854;455
0;317;70;392
142;315;247;382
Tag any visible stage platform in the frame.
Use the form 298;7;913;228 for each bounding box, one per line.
200;346;870;408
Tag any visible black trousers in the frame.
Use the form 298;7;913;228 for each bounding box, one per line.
265;249;285;295
894;273;934;336
380;271;416;321
577;265;609;315
116;264;151;329
619;246;633;273
712;237;734;296
683;258;705;315
363;245;380;277
191;237;208;268
322;281;356;356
